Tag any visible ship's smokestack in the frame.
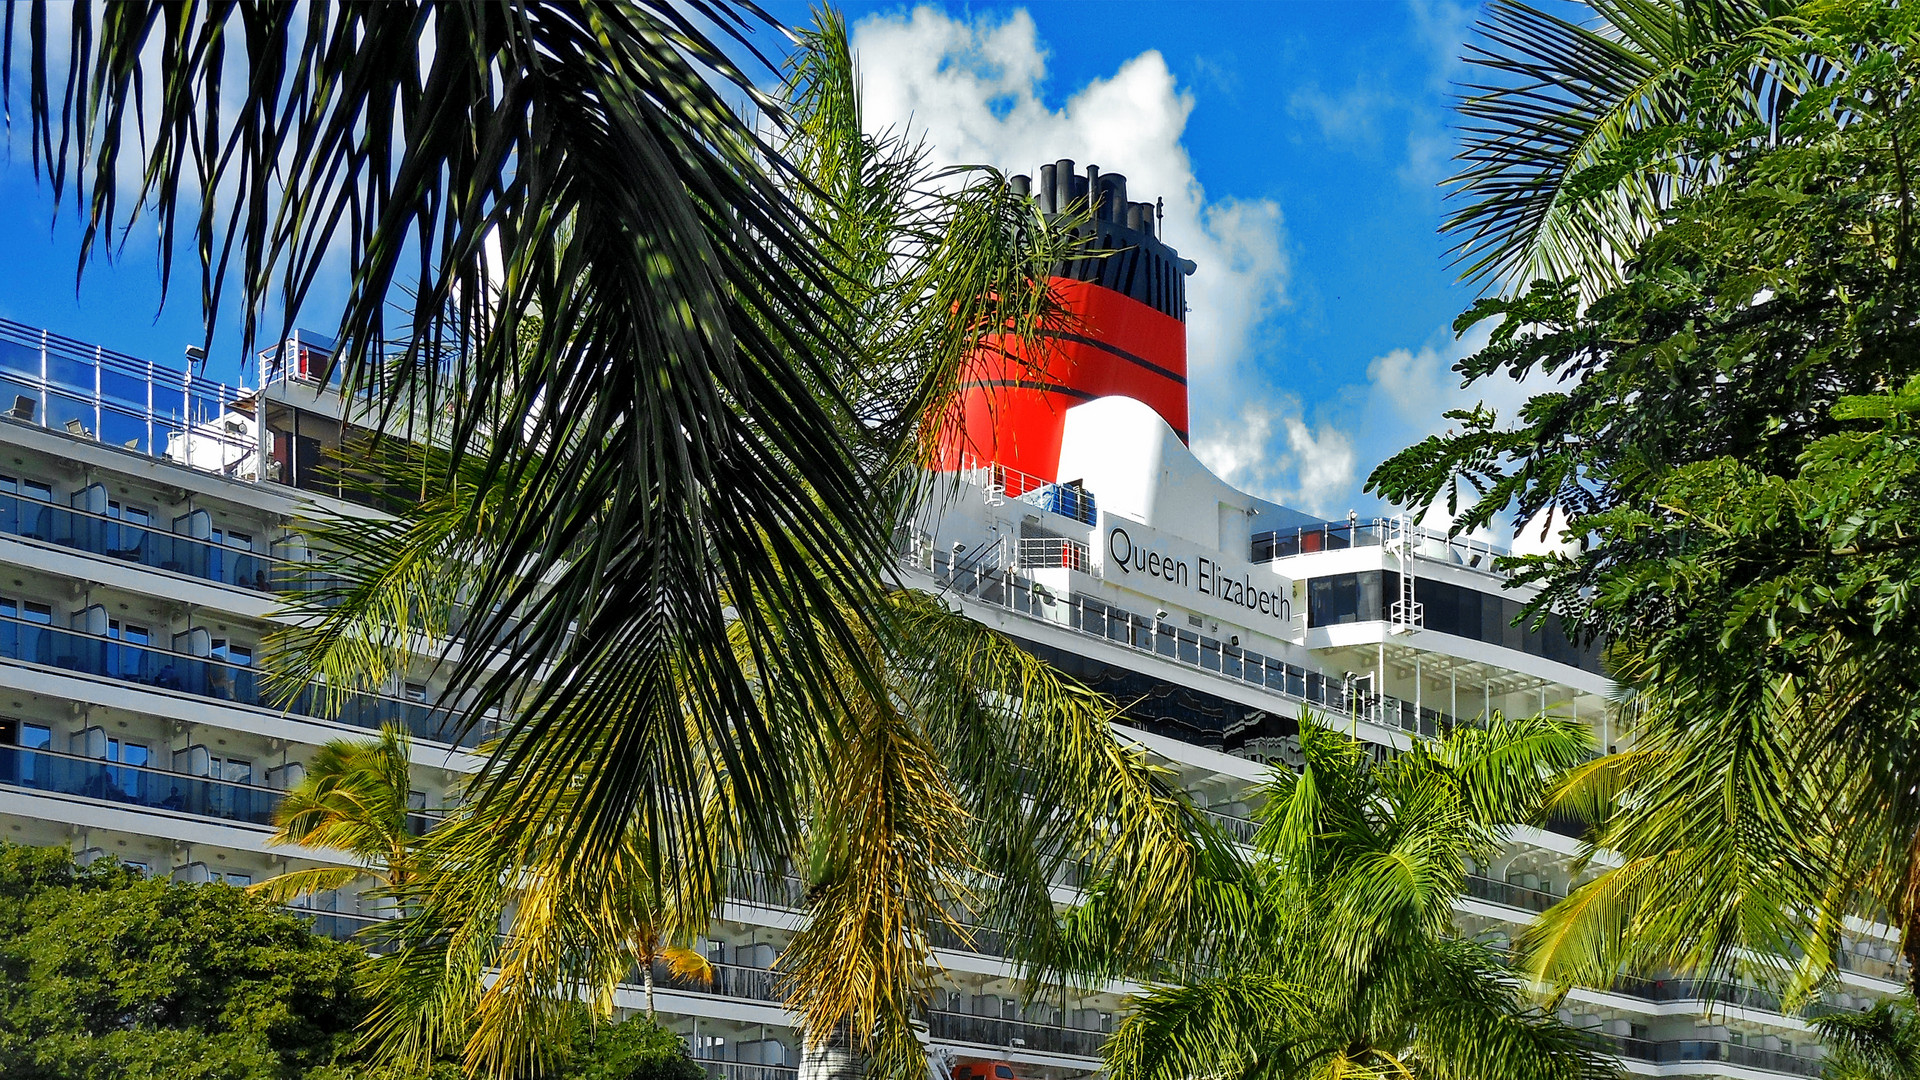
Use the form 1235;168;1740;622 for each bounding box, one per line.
939;157;1198;486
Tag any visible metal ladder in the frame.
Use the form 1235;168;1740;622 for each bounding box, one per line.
1388;514;1424;631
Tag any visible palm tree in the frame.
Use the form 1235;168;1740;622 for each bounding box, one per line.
280;16;1216;1080
630;922;714;1023
11;0;909;982
1098;715;1616;1080
1447;0;1815;292
1816;998;1920;1080
250;724;421;906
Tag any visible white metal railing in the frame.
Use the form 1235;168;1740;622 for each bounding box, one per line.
952;454;1098;525
1252;517;1509;575
1016;535;1090;573
902;538;1466;741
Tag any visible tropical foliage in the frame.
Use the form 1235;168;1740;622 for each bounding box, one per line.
1816;998;1920;1080
7;0;904;1017
250;726;423;906
0;843;366;1080
1448;0;1815;291
1097;716;1614;1080
1375;0;1920;995
246;15;1213;1080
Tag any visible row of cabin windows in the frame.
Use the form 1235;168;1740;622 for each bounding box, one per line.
0;469;258;550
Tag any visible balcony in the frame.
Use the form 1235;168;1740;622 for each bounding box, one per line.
1463;873;1559;914
1585;1032;1823;1077
0;744;281;826
0;318;258;475
927;1009;1107;1059
1201;806;1258;844
1836;946;1908;984
907;547;1466;740
1251;519;1506;572
700;1063;797;1080
0;614;484;748
0;491;283;592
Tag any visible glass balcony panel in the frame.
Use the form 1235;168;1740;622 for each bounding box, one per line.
0;745;281;825
0;493;283;592
0;616;478;747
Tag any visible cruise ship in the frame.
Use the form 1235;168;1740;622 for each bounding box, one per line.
0;158;1898;1080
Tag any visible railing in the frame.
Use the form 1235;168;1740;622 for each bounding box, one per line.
1611;976;1850;1020
909;544;1469;741
927;1008;1107;1058
700;1063;797;1080
1016;536;1090;573
952;458;1098;526
652;959;782;1003
0;744;282;825
0;317;261;478
1585;1032;1824;1078
1837;947;1908;983
1202;807;1258;844
0;491;286;591
1463;873;1559;914
0;614;486;748
285;906;388;944
1251;519;1508;574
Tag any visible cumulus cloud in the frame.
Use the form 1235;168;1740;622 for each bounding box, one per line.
849;5;1289;406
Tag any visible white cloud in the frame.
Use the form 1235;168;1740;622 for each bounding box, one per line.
1281;416;1359;516
850;4;1289;406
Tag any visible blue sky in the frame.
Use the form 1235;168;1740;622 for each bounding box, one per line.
0;1;1514;519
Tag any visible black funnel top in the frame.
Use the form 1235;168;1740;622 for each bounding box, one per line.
1010;158;1195;322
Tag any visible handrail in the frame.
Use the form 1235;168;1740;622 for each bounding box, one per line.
1583;1032;1823;1078
1251;518;1509;573
908;542;1466;741
0;743;283;826
0;612;486;747
1016;536;1091;573
0;491;290;591
926;1007;1109;1058
0;318;260;477
1463;873;1558;914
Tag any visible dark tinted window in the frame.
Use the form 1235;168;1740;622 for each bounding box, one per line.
1305;572;1603;674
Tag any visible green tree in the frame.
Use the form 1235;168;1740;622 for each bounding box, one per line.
0;843;363;1080
1096;716;1614;1080
251;725;422;905
558;1013;707;1080
1816;998;1920;1080
1371;0;1920;997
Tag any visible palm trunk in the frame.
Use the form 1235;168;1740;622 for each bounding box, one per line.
645;961;657;1019
798;1023;862;1080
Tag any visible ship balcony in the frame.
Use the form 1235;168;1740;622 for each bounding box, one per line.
0;613;491;748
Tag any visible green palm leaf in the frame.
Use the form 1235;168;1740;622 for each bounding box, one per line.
1448;0;1813;291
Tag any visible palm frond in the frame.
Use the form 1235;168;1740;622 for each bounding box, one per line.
1448;0;1814;291
16;0;892;910
1103;975;1309;1080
